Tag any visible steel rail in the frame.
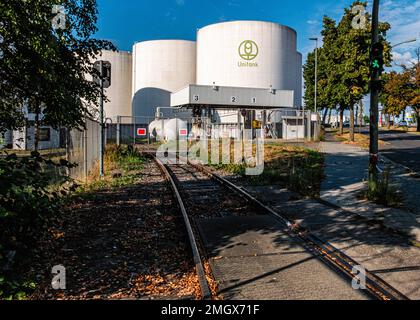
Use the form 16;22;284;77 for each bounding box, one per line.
184;158;409;301
151;155;212;300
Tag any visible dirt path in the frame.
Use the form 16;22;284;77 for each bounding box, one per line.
30;158;200;300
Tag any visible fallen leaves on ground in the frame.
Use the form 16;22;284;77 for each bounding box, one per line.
28;159;200;300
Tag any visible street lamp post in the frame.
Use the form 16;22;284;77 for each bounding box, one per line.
309;37;319;140
391;38;416;49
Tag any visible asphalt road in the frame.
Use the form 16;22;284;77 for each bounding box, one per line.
377;130;420;173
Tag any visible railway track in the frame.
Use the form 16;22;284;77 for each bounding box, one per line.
147;152;409;300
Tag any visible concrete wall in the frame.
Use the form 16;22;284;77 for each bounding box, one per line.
196;21;302;107
132;40;196;119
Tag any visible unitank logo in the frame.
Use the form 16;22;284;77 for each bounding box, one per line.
238;40;259;61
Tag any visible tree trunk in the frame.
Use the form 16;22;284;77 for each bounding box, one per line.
349;103;355;142
31;98;41;152
416;109;420;132
34;109;40;152
355;104;359;126
386;114;391;129
339;108;344;135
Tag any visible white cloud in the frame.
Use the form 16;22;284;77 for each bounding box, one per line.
176;0;185;6
376;0;420;69
392;51;417;66
379;0;420;46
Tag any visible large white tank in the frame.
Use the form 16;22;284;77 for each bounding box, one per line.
94;50;133;122
196;21;302;107
132;40;196;120
149;118;188;141
149;119;165;140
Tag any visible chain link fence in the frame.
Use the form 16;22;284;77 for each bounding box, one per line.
66;118;101;181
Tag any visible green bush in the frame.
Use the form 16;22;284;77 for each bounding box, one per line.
0;152;73;299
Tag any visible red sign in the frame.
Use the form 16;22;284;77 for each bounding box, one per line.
179;129;188;136
137;128;146;136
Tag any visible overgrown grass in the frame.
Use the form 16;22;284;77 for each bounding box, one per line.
208;141;324;198
71;144;145;201
362;167;403;207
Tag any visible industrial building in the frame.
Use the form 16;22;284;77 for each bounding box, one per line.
2;20;308;150
104;20;306;143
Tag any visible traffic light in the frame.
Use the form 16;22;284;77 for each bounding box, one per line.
93;60;111;88
370;42;384;75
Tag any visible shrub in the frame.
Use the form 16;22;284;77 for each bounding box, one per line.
0;152;73;299
365;167;402;207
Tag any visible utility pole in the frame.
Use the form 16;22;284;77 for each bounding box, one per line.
99;60;104;178
93;60;111;178
369;0;381;193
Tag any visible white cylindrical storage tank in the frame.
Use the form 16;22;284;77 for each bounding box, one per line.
148;119;165;140
163;118;188;141
93;50;133;123
132;40;196;120
197;21;301;107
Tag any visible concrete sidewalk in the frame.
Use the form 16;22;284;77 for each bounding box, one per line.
319;141;420;242
240;186;420;299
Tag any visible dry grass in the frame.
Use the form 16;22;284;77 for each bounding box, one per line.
207;140;324;197
336;133;388;149
384;126;420;134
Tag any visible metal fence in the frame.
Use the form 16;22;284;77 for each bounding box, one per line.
67;118;101;181
265;109;320;141
105;115;191;145
104;109;321;146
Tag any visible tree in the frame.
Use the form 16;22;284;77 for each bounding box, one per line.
304;1;391;140
381;72;407;119
406;63;420;131
381;65;420;132
334;1;391;141
0;0;115;149
303;18;340;128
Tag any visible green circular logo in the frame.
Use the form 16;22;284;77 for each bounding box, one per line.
238;40;259;61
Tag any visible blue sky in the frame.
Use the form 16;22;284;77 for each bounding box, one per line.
94;0;419;115
95;0;420;65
